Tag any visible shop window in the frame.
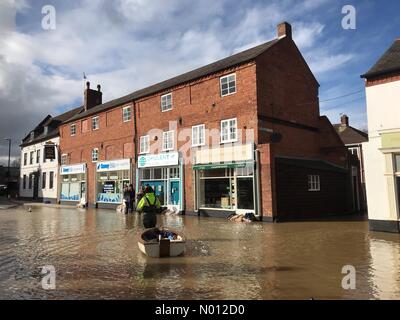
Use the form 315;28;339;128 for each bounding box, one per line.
123;106;132;122
200;168;231;178
220;73;236;97
395;154;400;172
192;124;205;147
236;166;254;176
308;175;320;191
221;118;237;143
162;130;174;151
96;170;130;203
92;116;100;130
92;148;99;162
161;93;172;112
199;178;232;209
170;167;180;179
153;168;162;180
142;169;151;180
70;123;76;136
140;135;150;154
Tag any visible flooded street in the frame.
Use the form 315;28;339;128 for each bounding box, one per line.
0;207;399;300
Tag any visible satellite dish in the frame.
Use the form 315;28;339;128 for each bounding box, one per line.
270;132;282;143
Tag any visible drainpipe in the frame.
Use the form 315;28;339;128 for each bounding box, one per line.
255;149;262;220
132;101;138;188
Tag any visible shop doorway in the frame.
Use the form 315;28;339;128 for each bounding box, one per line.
141;181;166;206
169;180;180;206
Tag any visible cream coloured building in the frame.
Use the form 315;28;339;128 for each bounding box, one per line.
361;39;400;233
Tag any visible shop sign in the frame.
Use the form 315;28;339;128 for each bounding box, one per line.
60;164;86;175
192;161;253;170
138;152;179;168
44;144;56;160
96;159;130;172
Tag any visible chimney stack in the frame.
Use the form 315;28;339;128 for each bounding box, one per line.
277;21;292;39
84;81;102;111
341;114;349;126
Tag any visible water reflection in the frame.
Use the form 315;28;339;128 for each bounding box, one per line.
0;207;399;299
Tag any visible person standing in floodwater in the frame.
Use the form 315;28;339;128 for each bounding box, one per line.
122;186;130;215
136;186;161;228
128;184;135;213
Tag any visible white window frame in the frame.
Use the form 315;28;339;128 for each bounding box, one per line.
92;148;99;162
308;175;320;192
161;93;173;112
122;106;132;122
220;73;236;97
92;116;99;131
61;154;68;165
220;118;238;143
192;124;206;147
70;123;76;136
140;135;150;154
162;130;175;151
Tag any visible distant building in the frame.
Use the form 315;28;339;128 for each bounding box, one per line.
19;107;82;203
361;39;400;233
334;114;368;212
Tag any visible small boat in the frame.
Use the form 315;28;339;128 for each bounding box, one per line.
138;227;186;258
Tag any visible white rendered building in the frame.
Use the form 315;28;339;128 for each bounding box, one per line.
361;39;400;233
19;108;82;203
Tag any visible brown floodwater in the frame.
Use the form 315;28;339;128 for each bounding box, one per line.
0;206;399;300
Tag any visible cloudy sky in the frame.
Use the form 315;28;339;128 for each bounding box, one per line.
0;0;399;165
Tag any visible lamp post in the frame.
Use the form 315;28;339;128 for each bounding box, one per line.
3;138;11;197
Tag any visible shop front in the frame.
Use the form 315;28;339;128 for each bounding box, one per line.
193;144;259;218
60;163;86;204
137;151;183;212
95;159;131;207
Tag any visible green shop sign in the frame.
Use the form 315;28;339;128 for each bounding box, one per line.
192;162;253;170
382;132;400;149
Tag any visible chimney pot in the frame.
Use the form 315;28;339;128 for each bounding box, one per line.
86;81;90;89
341;114;349;126
97;84;101;92
277;21;292;39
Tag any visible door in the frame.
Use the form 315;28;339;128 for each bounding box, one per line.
170;180;180;205
236;177;255;212
33;172;39;199
141;181;166;205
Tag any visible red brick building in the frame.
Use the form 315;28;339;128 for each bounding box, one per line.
59;22;352;220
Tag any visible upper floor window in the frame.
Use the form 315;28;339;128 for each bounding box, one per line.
220;73;236;97
192;124;205;147
123;106;132;122
308;175;320;191
92;116;99;130
161;93;172;112
140;135;150;154
36;149;40;164
61;154;68;165
29;151;34;165
221;118;237;143
162;131;174;151
23;153;27;166
70;123;76;136
92;148;99;162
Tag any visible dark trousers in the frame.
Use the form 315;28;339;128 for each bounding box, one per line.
124;201;129;214
143;211;157;228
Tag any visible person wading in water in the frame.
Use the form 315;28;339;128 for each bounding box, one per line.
136;186;161;228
